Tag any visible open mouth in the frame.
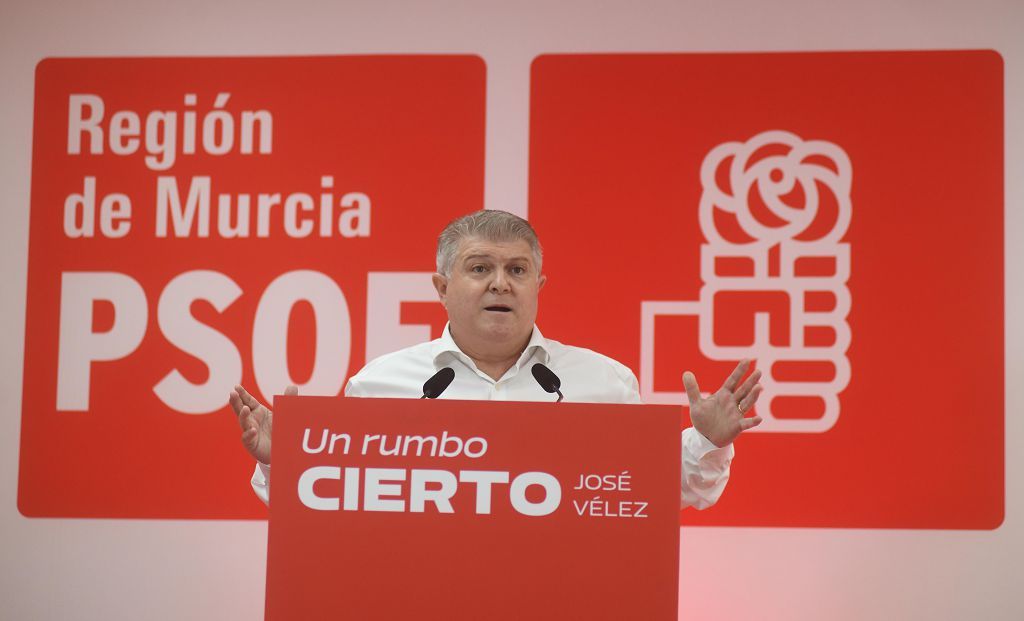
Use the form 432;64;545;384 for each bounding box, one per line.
485;305;512;313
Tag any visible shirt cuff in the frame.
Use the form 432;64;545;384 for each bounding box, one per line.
684;427;735;466
251;461;272;506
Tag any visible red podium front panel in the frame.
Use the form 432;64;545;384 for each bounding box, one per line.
266;396;681;620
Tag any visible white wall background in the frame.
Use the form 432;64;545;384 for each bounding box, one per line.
1;1;1021;619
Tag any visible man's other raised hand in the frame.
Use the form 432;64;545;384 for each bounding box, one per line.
683;359;763;448
228;384;297;465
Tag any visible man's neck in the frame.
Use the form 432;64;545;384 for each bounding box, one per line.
450;329;531;381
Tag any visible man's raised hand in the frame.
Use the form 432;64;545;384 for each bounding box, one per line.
228;384;298;465
683;359;763;448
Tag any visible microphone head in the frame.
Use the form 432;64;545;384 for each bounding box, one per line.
422;367;456;399
531;363;561;393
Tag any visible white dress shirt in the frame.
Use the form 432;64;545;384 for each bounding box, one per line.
251;325;734;509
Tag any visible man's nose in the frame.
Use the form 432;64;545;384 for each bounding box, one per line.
490;270;511;293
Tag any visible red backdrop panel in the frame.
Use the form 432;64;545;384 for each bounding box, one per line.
19;56;485;519
528;51;1003;529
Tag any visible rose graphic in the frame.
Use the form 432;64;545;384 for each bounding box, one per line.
699;130;851;247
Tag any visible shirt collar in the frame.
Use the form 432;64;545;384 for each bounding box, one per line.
431;323;552;371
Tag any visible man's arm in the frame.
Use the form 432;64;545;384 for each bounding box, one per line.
615;361;736;510
676;359;762;509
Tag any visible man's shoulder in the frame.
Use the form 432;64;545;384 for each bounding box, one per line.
343;339;442;398
544;338;638;383
355;339;438;378
540;337;642;404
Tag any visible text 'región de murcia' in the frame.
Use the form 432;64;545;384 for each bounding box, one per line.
61;93;371;240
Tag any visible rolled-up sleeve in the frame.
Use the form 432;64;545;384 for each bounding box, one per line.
680;427;734;510
251;461;271;506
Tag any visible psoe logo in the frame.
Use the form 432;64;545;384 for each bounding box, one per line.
640;130;852;433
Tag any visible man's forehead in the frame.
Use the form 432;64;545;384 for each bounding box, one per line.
456;237;535;262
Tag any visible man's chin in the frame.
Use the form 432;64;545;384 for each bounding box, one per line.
478;317;527;340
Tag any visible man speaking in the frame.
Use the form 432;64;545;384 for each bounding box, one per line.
229;209;763;508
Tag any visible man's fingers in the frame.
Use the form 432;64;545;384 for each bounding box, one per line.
739;416;763;431
228;391;243;417
682;372;702;405
239;405;254;432
746;384;764;407
235;385;263;412
734;369;762;402
721;359;751;392
738;385;763;413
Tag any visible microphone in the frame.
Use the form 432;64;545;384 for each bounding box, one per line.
421;367;455;399
531;363;563;402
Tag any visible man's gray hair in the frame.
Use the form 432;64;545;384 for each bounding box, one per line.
436;209;543;276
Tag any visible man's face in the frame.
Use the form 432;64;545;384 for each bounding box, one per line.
432;237;546;354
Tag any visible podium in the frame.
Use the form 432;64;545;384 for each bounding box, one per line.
266;396;681;620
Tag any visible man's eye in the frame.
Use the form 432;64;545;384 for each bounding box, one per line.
471;265;488;273
511;266;526;275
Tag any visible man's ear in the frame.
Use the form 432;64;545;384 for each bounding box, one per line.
432;273;448;306
538;274;547;292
